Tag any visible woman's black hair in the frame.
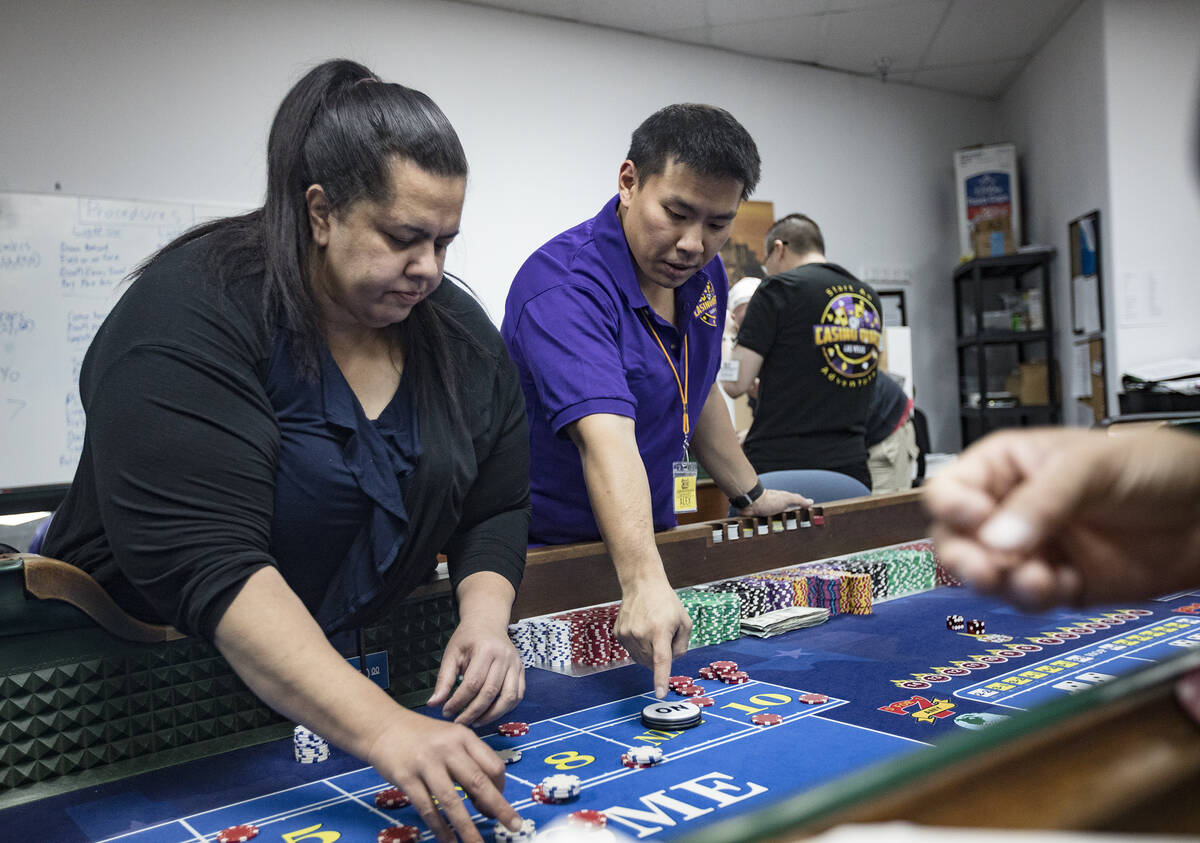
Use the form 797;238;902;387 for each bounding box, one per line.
132;58;477;415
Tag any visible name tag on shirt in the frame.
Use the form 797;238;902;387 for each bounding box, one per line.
673;460;698;514
718;359;740;382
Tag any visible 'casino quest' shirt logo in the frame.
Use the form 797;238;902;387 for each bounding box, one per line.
812;285;881;387
693;280;718;327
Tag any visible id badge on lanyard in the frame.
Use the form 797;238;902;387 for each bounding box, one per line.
638;309;696;514
673;456;698;514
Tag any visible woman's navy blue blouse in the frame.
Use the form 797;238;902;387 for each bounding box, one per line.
266;335;420;628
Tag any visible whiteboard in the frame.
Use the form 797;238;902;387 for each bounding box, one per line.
0;191;250;490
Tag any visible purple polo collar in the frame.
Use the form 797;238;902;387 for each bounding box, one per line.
591;195;714;329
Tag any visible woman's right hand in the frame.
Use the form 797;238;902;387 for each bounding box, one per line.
367;708;523;843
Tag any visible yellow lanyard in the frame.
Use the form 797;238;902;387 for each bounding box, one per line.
638;310;690;443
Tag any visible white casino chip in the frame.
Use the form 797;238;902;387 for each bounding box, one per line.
626;745;664;765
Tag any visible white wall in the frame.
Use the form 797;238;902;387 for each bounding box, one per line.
1102;0;1200;376
0;0;998;454
1000;0;1110;425
1001;0;1200;421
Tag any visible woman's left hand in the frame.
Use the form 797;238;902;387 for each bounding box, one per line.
427;571;524;726
427;618;525;726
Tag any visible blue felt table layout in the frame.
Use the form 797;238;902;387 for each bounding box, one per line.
6;586;1200;842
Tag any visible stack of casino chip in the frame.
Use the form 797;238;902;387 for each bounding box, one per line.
568;810;610;829
893;550;936;595
507;604;634;671
494;818;537;843
375;788;411;810
552;606;616;668
293;725;330;763
786;572;810;607
507;623;538;668
838;571;873;614
535;773;582;803
621;745;664;768
706;660;749;685
828;557;889;600
498;721;530;738
934;562;962;588
895;539;961;587
543;617;573;668
701;579;779;619
510;616;571;669
743;575;797;613
696;581;749;618
844;548;936;598
803;571;842;616
377;828;420;843
678;589;740;647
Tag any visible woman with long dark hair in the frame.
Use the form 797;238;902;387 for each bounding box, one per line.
42;59;528;842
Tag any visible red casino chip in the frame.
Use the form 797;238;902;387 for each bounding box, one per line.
498;721;530;737
798;693;829;705
217;826;260;843
377;826;421;843
374;787;411;809
676;684;705;696
621;753;654;769
721;670;750;684
568;809;608;828
531;784;554;803
668;675;693;688
709;660;738;673
691;696;714;707
697;666;717;680
751;713;783;726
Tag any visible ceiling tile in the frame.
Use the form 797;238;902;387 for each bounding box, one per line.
824;0;937;10
910;57;1024;99
462;0;583;21
922;0;1079;66
820;0;950;73
703;0;826;27
574;0;713;34
704;15;827;63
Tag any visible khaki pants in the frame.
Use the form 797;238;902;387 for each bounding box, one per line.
867;418;919;494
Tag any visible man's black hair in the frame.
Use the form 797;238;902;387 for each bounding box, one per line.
626;104;761;201
766;213;826;257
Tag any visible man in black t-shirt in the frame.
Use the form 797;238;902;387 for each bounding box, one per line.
721;213;882;488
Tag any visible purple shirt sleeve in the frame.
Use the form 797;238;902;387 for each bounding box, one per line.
506;275;638;436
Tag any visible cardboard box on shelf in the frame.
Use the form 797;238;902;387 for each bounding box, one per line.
1005;361;1056;406
955;143;1022;261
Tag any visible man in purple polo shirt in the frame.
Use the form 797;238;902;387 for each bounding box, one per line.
502;104;811;697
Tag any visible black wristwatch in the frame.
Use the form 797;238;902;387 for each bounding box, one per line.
729;480;765;510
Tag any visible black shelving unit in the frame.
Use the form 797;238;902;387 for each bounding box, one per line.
954;250;1059;447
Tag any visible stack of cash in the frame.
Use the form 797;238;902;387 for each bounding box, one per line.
740;605;830;638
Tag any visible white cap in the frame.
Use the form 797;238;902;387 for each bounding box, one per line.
728;277;762;311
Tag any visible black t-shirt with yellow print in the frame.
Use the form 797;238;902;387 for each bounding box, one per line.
735;262;882;487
